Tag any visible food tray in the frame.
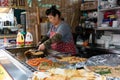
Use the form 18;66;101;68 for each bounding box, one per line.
85;54;120;66
29;68;106;80
46;56;86;69
84;54;120;80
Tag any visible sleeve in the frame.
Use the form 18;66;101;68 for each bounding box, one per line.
43;33;62;48
40;35;49;43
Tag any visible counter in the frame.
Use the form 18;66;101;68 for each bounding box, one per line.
0;49;35;80
76;44;120;58
2;45;120;80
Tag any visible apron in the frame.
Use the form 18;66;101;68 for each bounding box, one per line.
50;29;76;55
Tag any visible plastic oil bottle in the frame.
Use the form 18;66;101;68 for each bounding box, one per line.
16;32;24;47
25;32;33;46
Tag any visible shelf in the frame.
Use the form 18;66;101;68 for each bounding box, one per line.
95;27;120;30
99;7;120;12
81;8;97;11
0;34;17;38
83;0;96;1
80;1;97;11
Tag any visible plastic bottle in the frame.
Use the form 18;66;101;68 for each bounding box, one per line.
25;32;33;46
16;32;24;47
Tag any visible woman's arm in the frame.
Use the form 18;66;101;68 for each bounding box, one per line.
37;35;49;48
43;33;62;47
41;35;49;43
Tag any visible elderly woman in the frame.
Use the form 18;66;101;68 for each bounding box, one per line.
38;6;76;55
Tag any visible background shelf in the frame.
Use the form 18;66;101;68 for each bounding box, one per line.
99;7;120;12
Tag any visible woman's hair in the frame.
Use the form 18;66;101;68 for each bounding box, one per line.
45;5;61;17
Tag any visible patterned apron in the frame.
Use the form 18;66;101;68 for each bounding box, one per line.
50;30;76;55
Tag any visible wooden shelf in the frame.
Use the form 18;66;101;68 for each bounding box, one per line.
95;27;120;30
0;34;17;38
99;7;120;12
81;8;97;11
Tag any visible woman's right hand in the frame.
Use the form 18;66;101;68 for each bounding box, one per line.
38;43;45;51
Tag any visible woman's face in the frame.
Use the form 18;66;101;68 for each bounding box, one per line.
47;14;59;26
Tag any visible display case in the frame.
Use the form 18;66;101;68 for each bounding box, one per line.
0;49;35;80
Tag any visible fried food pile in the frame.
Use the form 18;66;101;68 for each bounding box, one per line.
26;58;52;67
24;49;44;59
26;58;66;71
86;65;120;78
57;56;87;64
32;68;106;80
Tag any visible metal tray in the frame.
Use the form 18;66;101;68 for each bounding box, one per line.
85;54;120;67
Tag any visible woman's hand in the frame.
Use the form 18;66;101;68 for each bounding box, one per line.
38;43;45;51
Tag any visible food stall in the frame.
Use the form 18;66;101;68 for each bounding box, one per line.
1;0;120;80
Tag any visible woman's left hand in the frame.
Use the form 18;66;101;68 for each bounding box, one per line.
38;43;45;51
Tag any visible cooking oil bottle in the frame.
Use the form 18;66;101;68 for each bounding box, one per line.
16;32;24;47
25;32;33;46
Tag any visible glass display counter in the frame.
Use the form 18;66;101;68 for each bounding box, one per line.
0;49;35;80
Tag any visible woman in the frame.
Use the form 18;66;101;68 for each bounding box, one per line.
38;6;76;55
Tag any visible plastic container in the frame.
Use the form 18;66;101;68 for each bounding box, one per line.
16;32;24;47
25;32;33;46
